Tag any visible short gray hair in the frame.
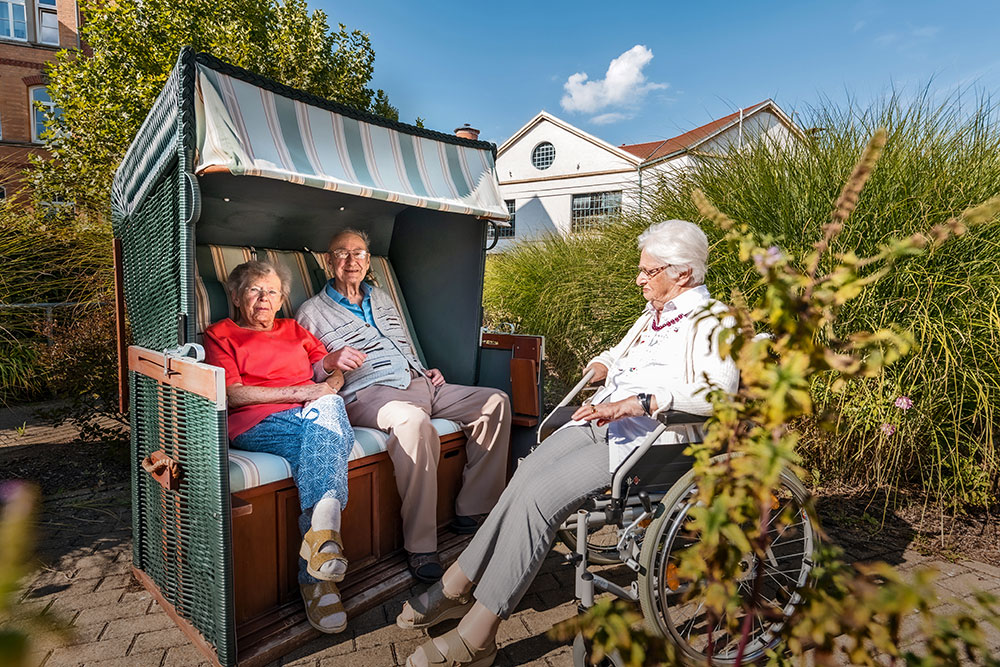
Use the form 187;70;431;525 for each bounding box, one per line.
637;220;709;285
226;260;291;306
328;228;370;251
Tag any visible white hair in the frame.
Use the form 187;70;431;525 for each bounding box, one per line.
637;220;709;285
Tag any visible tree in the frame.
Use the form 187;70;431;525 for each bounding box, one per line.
31;0;399;226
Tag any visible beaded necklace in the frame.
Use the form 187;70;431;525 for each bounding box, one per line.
650;311;685;332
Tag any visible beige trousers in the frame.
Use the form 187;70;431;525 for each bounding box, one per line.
345;372;512;553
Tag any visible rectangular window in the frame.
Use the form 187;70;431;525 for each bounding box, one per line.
496;200;516;239
30;86;61;143
0;186;6;201
0;0;28;41
571;191;622;233
37;6;57;45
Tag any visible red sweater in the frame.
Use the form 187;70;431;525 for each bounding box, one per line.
203;318;328;439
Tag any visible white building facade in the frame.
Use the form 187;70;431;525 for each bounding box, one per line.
492;101;801;251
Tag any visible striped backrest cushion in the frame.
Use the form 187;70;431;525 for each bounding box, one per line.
195;245;428;367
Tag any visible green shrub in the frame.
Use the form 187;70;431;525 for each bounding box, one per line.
484;93;1000;505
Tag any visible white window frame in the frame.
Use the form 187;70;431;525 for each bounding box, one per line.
531;142;555;170
30;85;56;143
496;200;516;239
0;0;28;42
570;191;622;233
36;2;58;46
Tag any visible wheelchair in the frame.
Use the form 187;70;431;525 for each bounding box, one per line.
536;371;817;666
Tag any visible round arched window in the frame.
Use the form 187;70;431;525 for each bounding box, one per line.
531;142;555;170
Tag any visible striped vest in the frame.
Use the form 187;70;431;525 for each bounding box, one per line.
295;286;426;402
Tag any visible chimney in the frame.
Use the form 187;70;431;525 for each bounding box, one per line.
454;123;480;141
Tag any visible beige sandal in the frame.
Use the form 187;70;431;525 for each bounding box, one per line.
396;580;473;630
405;628;496;667
300;580;348;634
299;528;348;581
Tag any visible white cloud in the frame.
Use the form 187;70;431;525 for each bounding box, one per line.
590;112;629;125
560;45;668;116
911;25;940;38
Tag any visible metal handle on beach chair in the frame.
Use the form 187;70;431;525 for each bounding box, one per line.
536;369;596;446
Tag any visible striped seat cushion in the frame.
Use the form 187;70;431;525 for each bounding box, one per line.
229;419;463;492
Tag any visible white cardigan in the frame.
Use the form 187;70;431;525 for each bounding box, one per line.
584;285;740;470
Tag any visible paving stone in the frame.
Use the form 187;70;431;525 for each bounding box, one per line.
102;612;176;639
73;599;152;626
88;650;164;667
349;604;388;637
317;645;393;666
23;580;98;604
49;588;124;613
162;643;213;666
921;560;966;578
73;561;131;581
94;575;132;593
389;635;425;665
496;617;533;647
964;560;1000;580
279;634;353;664
353;617;413;649
45;638;133;667
29;622;105;651
518;602;578;635
118;589;153;606
129;626;189;654
937;570;1000;596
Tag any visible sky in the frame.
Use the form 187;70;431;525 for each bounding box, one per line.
314;0;1000;148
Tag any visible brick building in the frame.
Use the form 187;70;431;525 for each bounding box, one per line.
0;0;80;201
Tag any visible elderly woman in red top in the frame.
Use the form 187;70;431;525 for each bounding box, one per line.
203;260;355;635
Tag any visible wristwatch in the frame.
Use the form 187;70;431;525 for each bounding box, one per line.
636;392;652;416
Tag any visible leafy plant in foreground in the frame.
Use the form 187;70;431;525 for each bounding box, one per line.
552;130;1000;665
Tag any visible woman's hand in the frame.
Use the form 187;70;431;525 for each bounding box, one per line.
584;362;609;384
571;396;645;426
227;381;334;407
324;346;367;371
325;369;345;393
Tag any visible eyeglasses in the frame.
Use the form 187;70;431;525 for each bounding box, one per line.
637;265;671;279
330;249;370;261
247;286;281;300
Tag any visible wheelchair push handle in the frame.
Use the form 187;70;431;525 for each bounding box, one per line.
536;369;596;446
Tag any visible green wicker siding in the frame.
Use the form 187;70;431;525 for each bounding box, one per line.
130;371;234;666
118;166;185;349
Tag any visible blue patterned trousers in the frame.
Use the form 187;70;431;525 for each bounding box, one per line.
232;394;354;512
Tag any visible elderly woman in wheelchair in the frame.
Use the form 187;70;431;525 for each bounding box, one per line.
396;219;765;667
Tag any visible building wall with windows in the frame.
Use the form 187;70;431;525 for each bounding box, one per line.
493;102;802;252
0;0;78;199
492;112;641;252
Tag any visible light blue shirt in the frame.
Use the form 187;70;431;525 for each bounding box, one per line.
325;281;376;327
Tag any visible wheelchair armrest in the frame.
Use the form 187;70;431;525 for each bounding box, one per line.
656;410;709;426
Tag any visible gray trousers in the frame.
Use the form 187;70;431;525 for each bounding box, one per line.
456;422;611;619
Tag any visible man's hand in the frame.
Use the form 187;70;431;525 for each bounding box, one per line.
325;369;345;393
584;362;609;384
325;346;367;371
425;368;446;387
571;396;644;426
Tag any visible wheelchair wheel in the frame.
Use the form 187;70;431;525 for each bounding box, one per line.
572;632;625;667
637;458;816;665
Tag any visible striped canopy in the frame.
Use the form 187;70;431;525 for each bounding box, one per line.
194;64;509;221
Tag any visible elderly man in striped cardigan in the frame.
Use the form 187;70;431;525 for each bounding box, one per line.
296;229;512;584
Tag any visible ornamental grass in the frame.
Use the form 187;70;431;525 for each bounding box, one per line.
483;91;1000;506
